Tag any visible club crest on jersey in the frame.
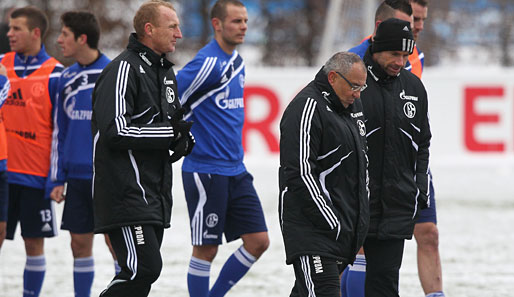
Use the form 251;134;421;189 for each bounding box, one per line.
239;74;245;88
206;213;219;228
166;87;175;103
403;102;416;118
31;82;45;97
357;119;366;136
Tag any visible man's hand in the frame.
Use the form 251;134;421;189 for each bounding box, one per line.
170;131;195;163
171;120;193;141
50;185;66;203
170;107;192;140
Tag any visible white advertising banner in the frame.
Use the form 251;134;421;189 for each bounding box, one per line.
242;67;514;200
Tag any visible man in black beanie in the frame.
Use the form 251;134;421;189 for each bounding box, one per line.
359;18;432;297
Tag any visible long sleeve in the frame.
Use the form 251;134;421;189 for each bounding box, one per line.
48;64;64;109
280;97;341;232
92;60;176;150
415;88;432;204
49;77;69;183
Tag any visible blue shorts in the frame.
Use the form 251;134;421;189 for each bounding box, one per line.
0;171;9;222
0;171;8;221
182;171;268;246
417;175;437;224
61;178;94;234
6;183;57;239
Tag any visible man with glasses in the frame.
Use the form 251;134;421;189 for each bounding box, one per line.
279;51;369;297
357;18;431;297
336;71;368;92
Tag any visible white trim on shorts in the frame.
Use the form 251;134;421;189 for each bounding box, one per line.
191;172;208;245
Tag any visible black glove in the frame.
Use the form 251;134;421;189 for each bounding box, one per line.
171;120;193;144
169;131;195;163
169;107;191;140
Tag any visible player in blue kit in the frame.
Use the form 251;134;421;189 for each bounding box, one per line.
50;11;117;297
1;7;64;296
176;1;269;296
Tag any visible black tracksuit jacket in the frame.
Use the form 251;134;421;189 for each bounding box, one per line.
91;34;183;233
279;68;369;265
361;48;431;240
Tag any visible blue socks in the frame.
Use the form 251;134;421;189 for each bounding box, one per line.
426;292;445;297
188;256;211;297
209;246;256;297
23;255;45;297
74;256;94;297
346;254;366;297
341;254;366;297
188;246;257;297
114;260;121;275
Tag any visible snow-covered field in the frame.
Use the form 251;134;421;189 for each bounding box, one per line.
1;156;513;297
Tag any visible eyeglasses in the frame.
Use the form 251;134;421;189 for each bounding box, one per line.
336;71;367;92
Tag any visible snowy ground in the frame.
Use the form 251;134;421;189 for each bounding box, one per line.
1;157;514;296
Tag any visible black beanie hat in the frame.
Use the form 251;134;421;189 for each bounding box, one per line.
371;18;415;54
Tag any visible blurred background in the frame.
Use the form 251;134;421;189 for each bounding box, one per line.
0;0;513;68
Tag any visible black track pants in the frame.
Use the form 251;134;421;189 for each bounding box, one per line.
100;225;164;297
363;237;405;297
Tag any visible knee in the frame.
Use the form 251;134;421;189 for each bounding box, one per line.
255;236;270;256
415;223;439;249
139;257;163;285
70;240;90;258
146;265;162;284
23;237;44;256
243;232;269;259
193;245;218;262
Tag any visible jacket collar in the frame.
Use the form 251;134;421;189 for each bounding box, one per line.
127;33;173;68
15;44;50;66
363;47;400;84
314;67;351;113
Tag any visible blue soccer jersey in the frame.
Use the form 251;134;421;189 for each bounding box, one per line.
50;54;111;183
177;39;246;176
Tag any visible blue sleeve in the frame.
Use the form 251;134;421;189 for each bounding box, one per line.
49;72;68;184
177;55;220;106
0;75;9;108
348;39;370;59
48;64;64;113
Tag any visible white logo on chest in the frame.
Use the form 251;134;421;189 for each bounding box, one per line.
357;120;366;136
403;102;416;118
166;87;175;103
215;88;243;110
